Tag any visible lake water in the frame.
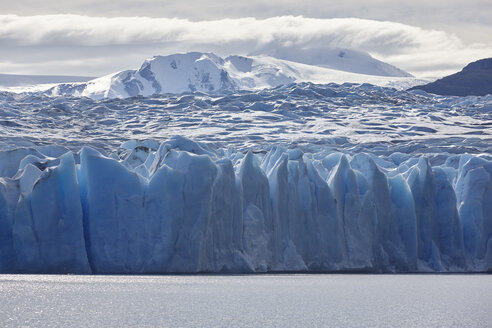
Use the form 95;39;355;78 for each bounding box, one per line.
0;274;491;327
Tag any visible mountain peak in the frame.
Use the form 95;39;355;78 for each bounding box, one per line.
249;47;413;77
47;51;417;99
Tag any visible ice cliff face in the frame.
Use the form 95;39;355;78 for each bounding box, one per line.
1;83;490;273
1;136;491;273
47;52;418;99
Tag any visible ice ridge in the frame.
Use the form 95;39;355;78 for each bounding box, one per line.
1;136;491;273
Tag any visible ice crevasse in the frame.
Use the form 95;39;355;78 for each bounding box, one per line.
0;136;491;273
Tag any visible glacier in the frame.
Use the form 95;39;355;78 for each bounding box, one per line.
1;136;491;273
0;83;491;273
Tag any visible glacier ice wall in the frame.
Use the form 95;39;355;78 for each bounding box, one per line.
1;136;491;273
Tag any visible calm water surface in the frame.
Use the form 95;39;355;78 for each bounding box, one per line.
0;274;491;327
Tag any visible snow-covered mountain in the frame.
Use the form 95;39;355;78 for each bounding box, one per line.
0;74;94;93
250;47;412;77
47;52;418;99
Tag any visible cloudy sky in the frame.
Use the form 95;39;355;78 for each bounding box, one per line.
1;0;491;77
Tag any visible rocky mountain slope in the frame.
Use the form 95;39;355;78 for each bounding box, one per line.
410;58;492;96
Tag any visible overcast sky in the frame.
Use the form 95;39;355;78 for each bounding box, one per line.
1;1;491;77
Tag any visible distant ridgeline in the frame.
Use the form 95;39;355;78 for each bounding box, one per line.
410;58;492;96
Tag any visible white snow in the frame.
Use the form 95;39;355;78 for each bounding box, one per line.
44;52;425;99
0;74;93;93
250;47;413;77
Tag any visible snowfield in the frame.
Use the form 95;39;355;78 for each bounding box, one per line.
0;82;491;273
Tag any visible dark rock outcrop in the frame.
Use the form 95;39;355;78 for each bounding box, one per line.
410;58;492;96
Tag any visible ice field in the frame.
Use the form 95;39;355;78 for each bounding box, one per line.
0;82;491;273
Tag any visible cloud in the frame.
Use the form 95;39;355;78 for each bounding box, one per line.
0;14;490;77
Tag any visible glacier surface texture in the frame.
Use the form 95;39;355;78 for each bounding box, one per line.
0;83;491;273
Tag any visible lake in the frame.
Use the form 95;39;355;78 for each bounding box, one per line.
0;274;490;327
